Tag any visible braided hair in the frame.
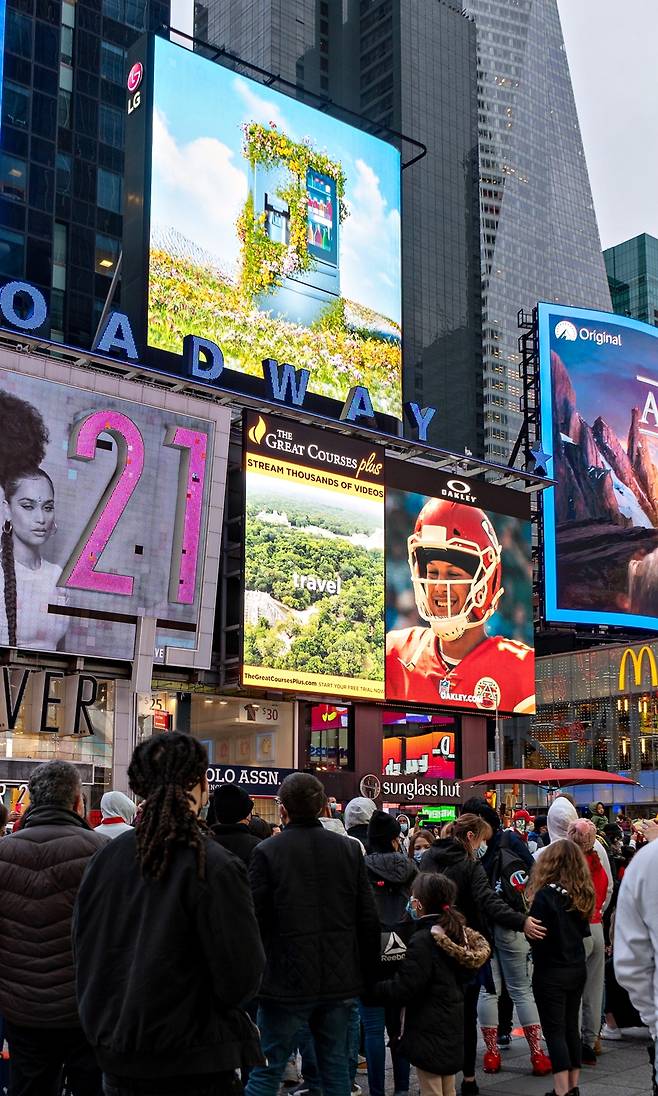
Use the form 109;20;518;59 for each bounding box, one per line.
0;391;50;648
128;732;209;881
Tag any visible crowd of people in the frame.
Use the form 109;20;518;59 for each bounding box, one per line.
0;735;655;1096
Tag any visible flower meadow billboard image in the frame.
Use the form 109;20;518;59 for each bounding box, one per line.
242;411;385;700
0;352;230;665
132;36;402;419
539;303;658;630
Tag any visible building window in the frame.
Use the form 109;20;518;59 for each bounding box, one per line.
99;103;124;148
102;0;145;26
100;41;125;84
60;24;73;66
58;87;71;128
0;153;26;202
3;82;30;129
6;11;32;59
95;232;119;275
97;167;122;213
55;152;72;194
52;222;67;290
0;227;25;277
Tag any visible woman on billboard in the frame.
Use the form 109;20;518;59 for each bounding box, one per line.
386;498;534;713
0;391;69;650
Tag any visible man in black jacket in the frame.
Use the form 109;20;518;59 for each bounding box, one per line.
211;783;262;867
246;773;381;1096
0;759;107;1096
73;732;265;1096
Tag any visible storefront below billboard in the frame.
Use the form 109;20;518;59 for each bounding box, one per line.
140;690;295;821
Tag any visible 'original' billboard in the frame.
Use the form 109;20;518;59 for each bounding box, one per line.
242;411;385;699
0;350;229;664
538;303;658;630
124;35;402;422
385;460;534;714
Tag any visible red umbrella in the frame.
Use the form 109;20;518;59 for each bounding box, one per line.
463;767;638;787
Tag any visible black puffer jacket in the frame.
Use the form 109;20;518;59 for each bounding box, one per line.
249;819;381;1002
365;851;417;928
211;822;262;868
0;804;107;1027
420;839;526;938
374;915;490;1074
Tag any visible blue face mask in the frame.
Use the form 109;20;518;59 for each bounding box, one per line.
476;842;488;859
406;897;419;920
413;850;425;863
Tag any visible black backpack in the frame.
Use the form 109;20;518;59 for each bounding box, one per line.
366;867;415;973
492;832;529;913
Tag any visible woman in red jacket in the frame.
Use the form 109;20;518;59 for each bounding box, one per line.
567;818;609;1065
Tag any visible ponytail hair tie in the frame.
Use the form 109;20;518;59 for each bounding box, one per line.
442;903;450;911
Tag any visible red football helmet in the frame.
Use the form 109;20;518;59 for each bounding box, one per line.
407;498;503;641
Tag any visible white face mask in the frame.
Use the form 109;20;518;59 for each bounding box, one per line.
475;842;488;859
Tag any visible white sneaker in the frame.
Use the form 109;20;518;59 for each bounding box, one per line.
600;1023;622;1040
351;1085;362;1095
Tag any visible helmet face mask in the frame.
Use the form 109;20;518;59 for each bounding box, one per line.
407;501;504;642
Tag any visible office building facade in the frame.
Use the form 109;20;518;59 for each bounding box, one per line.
0;0;168;350
195;0;484;456
605;233;658;327
464;0;612;462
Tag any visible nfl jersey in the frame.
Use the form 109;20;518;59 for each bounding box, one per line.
386;627;535;714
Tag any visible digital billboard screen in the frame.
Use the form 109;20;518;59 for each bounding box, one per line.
385;461;534;714
0;355;229;664
383;712;457;781
539;303;658;630
138;36;402;418
242;411;385;699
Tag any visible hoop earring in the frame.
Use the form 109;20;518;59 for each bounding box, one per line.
2;520;11;534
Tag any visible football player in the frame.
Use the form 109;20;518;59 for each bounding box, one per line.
386;498;534;713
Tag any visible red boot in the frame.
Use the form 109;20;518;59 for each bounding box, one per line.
530;1050;552;1076
483;1050;502;1074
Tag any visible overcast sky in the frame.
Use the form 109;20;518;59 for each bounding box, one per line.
557;0;658;252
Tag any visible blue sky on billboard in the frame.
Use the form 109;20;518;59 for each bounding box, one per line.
150;37;401;327
539;302;658;630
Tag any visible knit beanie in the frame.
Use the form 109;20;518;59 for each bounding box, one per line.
368;809;401;852
213;783;255;824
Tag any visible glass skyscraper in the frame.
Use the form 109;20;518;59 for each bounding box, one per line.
195;0;484;456
605;233;658;328
465;0;612;462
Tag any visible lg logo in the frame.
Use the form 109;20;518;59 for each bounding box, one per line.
127;62;143;115
554;320;578;341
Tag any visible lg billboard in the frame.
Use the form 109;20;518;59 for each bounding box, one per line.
539;303;658;630
123;35;402;425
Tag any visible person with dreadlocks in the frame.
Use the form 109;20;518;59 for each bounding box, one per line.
73;732;266;1096
0;389;69;649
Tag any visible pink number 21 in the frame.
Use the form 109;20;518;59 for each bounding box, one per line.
62;410;207;604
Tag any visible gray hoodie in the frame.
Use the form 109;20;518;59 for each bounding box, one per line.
534;795;613;910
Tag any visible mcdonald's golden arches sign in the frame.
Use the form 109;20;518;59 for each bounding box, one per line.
618;645;658;692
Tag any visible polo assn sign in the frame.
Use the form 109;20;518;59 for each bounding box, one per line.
206;764;296;796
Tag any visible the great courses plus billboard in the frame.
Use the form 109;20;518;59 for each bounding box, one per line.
539;303;658;630
0;351;229;665
242;412;385;700
123;35;402;422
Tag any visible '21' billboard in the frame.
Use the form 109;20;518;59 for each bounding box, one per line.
0;351;230;664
